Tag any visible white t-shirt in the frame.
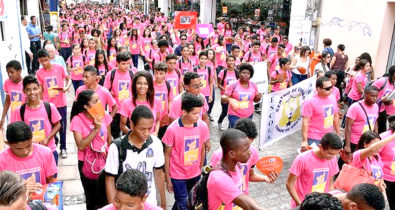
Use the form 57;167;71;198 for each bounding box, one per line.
105;135;165;205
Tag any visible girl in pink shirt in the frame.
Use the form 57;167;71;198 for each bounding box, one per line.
187;43;199;67
129;29;140;68
223;23;233;53
213;37;227;70
70;90;112;210
94;49;110;86
140;29;152;58
270;58;292;92
223;63;262;128
67;44;86;93
120;71;161;135
347;59;371;102
106;37;118;64
86;38;97;66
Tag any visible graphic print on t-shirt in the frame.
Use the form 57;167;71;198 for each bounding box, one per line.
118;80;130;102
17;167;41;184
168;79;177;96
29;119;45;143
311;169;329;193
391;150;395;175
184;136;200;165
239;92;251;110
10;91;22;111
371;165;383;180
124;161;153;195
198;73;207;88
155;92;166;110
363;116;376;133
73;60;83;75
323;105;334;129
46;77;59;98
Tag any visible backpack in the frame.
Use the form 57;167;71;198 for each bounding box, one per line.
247;51;263;62
193;66;211;86
165;81;171;96
70;55;87;66
79;114;107;180
20;102;53;127
221;69;239;86
112;134;153;180
188;165;232;210
109;68;134;92
178;57;191;75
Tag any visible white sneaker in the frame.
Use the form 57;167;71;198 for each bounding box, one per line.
218;123;225;131
60;149;68;159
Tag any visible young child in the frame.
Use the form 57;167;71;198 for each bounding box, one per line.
270;58;292;92
0;121;57;190
153;62;174;139
163;93;210;210
100;169;161;210
67;44;86;92
12;75;62;163
36;49;71;159
0;60;25;127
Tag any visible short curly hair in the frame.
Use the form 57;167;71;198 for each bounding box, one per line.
347;183;385;210
301;192;342;210
6;122;32;144
234;118;258;139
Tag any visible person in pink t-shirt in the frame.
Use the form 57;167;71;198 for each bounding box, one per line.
210;118;277;196
344;86;379;154
120;71;161;135
264;37;279;59
166;54;183;95
100;169;162;210
129;29;140;68
286;132;341;207
324;71;341;102
0;121;57;188
70;90;112;210
36;49;71;159
163;93;210;210
0;60;26;128
242;41;264;63
270;58;292;92
193;51;214;110
85;39;97;66
301;77;340;151
222;63;262;128
207;129;265;210
177;46;193;75
347;59;371;103
267;44;285;78
212;37;227;70
13;75;61;163
66;44;86;92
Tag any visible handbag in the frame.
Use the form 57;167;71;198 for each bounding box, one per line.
334;164;375;192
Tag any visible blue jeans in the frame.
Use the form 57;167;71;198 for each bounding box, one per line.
131;54;139;68
59;47;72;62
291;72;307;85
171;176;200;210
226;44;232;54
228;114;253;128
72;80;84;94
308;138;321;146
55;106;67;150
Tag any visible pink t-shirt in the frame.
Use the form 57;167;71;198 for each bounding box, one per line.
99;202;161;210
177;57;193;75
346;101;378;144
213;44;227;67
154;82;174;118
270;69;292;92
0;144;57;185
70;112;112;161
268;54;282;74
373;77;395;114
13;102;61;151
332;86;340;102
108;47;117;62
265;45;278;58
3;79;26;118
225;81;258;118
36;64;68;108
289;150;339;207
86;49;97;66
59;30;72;48
67;55;85;81
75;85;116;112
348;71;367;100
129;38;140;55
218;69;238;95
97;64;108;77
285;43;293;55
162;118;209;179
207;165;244;210
210;146;259;194
379;130;395;181
352;150;384;181
140;37;152;55
243;51;263;63
169;93;209;120
103;69;133;112
194;67;212;97
301;94;339;140
165;70;182;96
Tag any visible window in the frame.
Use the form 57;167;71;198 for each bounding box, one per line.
19;0;28;16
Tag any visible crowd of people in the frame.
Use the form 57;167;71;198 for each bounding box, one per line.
1;1;395;210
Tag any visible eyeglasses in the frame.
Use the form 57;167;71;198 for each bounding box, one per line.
296;48;301;50
321;86;333;91
181;38;187;41
190;83;203;89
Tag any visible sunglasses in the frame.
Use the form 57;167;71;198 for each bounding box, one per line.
181;38;187;40
321;86;333;91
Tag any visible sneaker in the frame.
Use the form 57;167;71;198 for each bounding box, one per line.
218;123;225;131
208;114;214;122
60;149;68;159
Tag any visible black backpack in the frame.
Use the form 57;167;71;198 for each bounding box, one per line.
188;165;231;210
221;69;239;86
247;51;263;62
109;68;134;92
20;102;53;127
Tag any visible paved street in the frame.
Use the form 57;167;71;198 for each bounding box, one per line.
60;83;299;210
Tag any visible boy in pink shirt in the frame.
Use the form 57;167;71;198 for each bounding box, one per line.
344;86;379;154
0;121;57;189
103;52;134;138
207;129;265;210
193;51;214;110
242;41;264;63
0;60;26;127
76;65;118;118
286;132;341;207
166;54;183;96
163;93;210;210
13;75;62;164
301;77;340;151
36;49;71;159
210;118;277;195
325;71;341;102
100;169;161;210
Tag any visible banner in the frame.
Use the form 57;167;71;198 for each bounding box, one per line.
250;61;268;94
196;24;213;38
174;11;197;30
259;77;316;148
